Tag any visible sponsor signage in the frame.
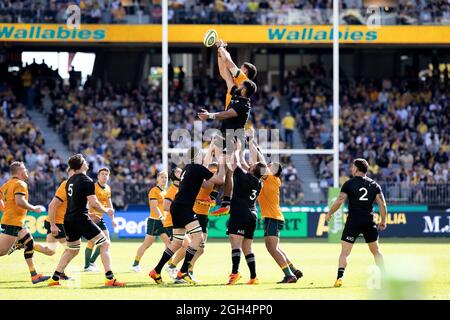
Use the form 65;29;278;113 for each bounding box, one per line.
1;205;447;238
0;24;449;44
308;211;450;238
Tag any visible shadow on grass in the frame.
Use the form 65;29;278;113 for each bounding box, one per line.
271;285;335;290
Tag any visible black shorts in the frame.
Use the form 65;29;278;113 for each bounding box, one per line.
227;214;257;240
170;202;198;229
341;220;379;244
0;224;23;237
44;220;66;239
64;215;102;243
146;218;165;236
264;218;284;237
197;214;209;234
96;218;108;231
162;226;173;240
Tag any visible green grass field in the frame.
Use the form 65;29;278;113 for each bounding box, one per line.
1;239;449;300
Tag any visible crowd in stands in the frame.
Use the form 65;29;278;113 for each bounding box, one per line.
288;62;449;202
0;0;449;25
0;60;298;205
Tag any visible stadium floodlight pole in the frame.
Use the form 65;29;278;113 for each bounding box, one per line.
332;0;340;188
162;0;169;171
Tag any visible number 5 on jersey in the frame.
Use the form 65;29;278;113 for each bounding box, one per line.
68;184;74;197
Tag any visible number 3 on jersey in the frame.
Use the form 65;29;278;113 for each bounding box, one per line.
359;187;368;201
250;189;257;200
68;184;74;197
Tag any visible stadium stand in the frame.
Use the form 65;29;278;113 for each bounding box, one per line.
288;62;449;203
0;0;449;25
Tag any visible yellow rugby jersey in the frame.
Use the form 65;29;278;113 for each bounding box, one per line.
258;175;284;221
149;186;165;220
225;69;248;110
163;184;178;227
89;182;112;217
0;178;29;227
45;180;67;224
193;184;214;216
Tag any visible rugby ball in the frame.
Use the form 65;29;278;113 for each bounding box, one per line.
35;205;46;212
203;29;218;47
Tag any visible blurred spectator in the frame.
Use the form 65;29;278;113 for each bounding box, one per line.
281;112;295;148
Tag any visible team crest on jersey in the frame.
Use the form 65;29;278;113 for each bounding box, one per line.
346;236;354;241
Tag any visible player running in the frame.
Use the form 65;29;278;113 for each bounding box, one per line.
226;139;267;285
149;146;225;285
197;62;257;217
131;171;171;272
326;158;387;288
48;154;125;287
84;167;117;272
0;161;49;284
250;138;303;283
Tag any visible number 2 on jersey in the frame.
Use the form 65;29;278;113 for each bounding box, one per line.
359;187;368;201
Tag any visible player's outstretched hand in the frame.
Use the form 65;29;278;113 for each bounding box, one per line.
215;39;227;49
198;109;209;121
326;212;332;222
378;221;387;231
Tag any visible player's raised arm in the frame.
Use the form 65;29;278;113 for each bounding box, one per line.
249;136;268;167
202;138;216;167
218;46;239;76
205;154;226;186
326;192;348;222
375;192;388;230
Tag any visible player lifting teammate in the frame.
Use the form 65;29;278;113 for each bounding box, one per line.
131;171;172;272
226;139;266;285
249;135;303;283
198;53;257;217
84;167;117;272
198;39;257;216
48;154;125;287
327;158;387;288
0;161;49;284
149;146;225;285
165;142;218;283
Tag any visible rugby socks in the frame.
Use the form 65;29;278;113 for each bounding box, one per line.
245;253;257;279
221;196;231;208
337;267;345;279
52;270;61;281
288;263;298;273
84;242;94;268
188;262;194;273
29;267;37;277
210;190;219;201
155;248;175;274
179;247;197;273
133;256;141;267
231;249;241;274
282;264;295;277
90;246;101;264
105;270;114;280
